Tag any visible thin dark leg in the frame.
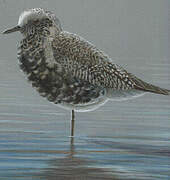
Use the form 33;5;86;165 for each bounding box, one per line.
71;110;75;137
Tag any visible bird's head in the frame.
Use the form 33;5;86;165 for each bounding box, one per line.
3;8;62;36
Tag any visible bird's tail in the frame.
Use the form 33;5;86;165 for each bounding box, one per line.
130;74;170;95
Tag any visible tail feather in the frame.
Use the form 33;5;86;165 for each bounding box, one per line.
129;74;170;95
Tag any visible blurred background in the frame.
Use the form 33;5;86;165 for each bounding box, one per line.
0;0;170;179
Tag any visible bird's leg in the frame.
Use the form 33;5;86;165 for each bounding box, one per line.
71;110;75;137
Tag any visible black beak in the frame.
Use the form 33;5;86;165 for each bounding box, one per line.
2;25;21;34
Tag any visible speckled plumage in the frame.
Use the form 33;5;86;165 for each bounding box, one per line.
4;8;170;112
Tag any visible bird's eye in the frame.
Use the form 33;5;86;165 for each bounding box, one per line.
34;20;39;24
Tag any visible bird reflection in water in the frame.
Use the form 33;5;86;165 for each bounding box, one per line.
40;137;117;180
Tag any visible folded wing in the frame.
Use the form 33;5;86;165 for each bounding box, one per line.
52;31;170;95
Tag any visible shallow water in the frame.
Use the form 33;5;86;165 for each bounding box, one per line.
0;0;170;179
0;90;170;180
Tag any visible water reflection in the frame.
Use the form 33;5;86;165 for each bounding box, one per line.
34;135;170;179
41;137;118;180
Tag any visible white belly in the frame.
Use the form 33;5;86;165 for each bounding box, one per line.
106;89;146;101
55;95;108;112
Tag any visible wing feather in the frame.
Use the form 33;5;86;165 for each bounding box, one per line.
52;31;135;90
52;31;170;95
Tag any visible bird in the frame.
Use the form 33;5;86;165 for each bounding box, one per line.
3;8;170;137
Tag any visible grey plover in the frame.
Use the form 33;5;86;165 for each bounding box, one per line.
3;8;170;136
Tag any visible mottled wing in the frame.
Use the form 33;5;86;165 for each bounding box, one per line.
52;32;135;90
53;32;170;95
